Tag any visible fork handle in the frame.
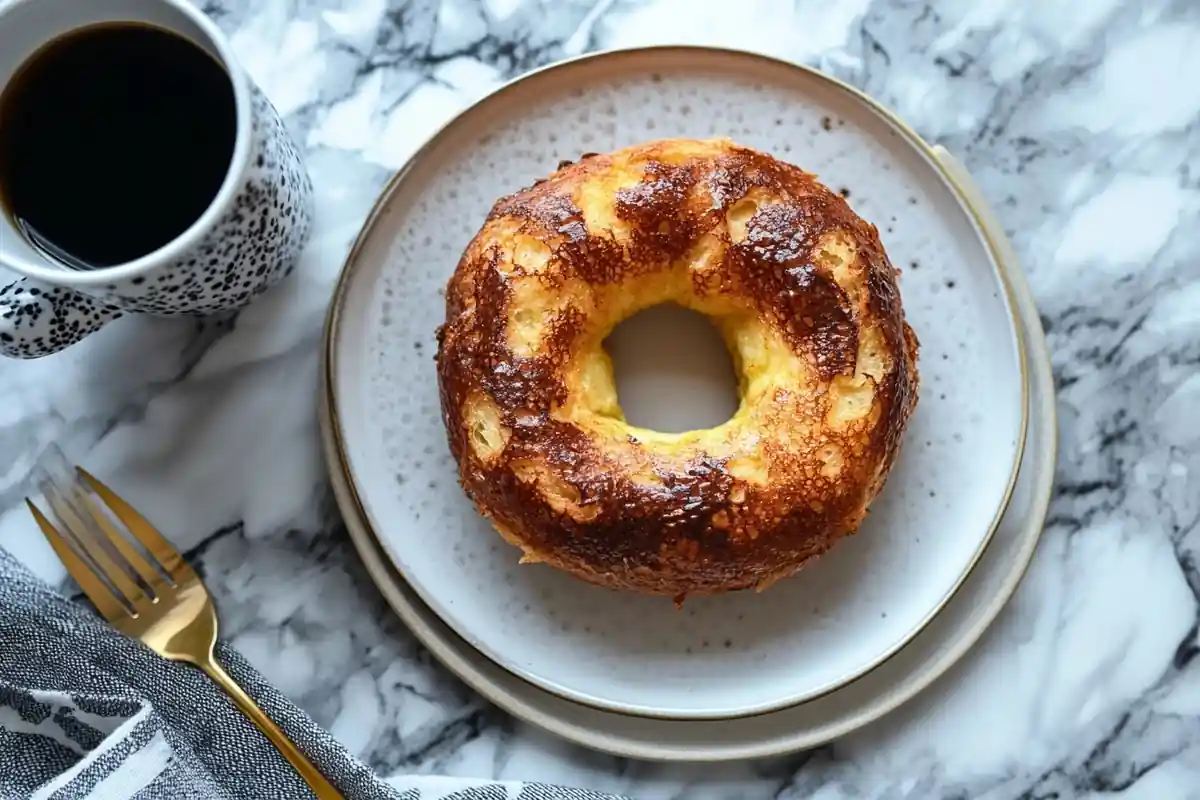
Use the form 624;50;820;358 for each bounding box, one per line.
198;656;344;799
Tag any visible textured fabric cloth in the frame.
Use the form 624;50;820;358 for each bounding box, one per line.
0;548;626;800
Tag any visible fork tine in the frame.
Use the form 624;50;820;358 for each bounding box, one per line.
76;467;189;581
27;499;130;622
43;487;151;613
75;491;170;592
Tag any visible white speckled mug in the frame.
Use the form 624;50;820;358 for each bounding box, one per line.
0;0;314;359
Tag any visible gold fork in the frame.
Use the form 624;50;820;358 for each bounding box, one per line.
27;465;343;799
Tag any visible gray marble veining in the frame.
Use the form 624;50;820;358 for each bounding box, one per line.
1;0;1198;797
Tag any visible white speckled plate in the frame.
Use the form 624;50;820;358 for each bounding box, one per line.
327;47;1028;720
319;147;1056;758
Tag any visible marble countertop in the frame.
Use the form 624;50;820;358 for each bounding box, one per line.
3;0;1199;797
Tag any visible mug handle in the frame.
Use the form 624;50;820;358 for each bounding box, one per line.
0;277;124;359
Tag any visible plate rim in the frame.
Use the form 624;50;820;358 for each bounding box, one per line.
324;44;1032;720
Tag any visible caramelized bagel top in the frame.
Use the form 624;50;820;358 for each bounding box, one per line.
436;138;919;598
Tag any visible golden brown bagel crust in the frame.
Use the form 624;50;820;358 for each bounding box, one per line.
436;138;919;599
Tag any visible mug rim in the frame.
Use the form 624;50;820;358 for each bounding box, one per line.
0;0;254;286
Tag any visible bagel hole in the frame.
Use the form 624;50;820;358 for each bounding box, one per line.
603;303;739;433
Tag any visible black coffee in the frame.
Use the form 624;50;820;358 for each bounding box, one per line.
0;23;237;269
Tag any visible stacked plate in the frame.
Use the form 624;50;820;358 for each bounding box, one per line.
318;46;1057;760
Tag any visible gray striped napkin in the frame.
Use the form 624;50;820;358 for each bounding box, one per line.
0;547;625;800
